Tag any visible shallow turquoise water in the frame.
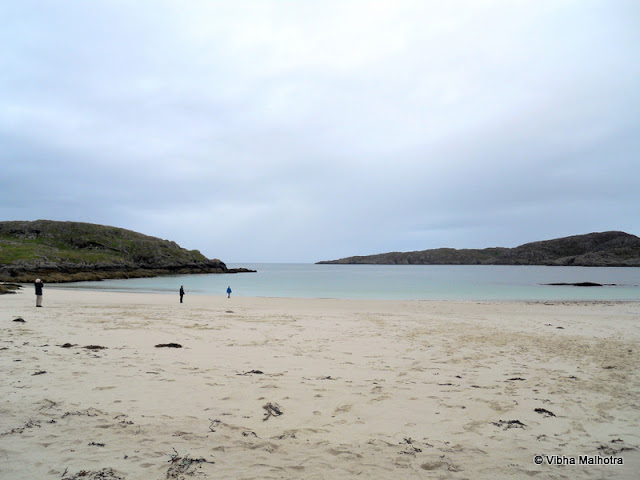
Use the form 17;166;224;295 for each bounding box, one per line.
50;264;640;301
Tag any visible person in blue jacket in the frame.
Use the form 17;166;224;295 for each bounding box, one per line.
226;286;232;298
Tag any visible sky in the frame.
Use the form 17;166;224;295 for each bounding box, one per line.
1;1;639;263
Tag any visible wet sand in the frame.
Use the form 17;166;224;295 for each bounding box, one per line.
1;289;639;479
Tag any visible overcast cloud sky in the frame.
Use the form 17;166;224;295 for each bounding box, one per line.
1;1;638;262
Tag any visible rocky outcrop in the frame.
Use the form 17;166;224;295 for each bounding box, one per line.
0;220;254;282
317;231;640;267
0;283;21;294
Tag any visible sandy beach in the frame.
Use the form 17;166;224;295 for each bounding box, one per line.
1;288;638;479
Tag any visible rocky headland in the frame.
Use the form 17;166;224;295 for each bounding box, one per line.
317;231;640;267
0;220;254;285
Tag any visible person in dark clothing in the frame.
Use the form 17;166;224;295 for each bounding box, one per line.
34;279;43;307
179;285;185;303
226;286;232;298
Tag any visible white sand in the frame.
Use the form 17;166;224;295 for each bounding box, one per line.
1;288;639;479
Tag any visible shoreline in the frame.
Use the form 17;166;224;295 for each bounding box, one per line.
12;283;640;305
12;282;640;304
42;286;640;303
1;289;639;479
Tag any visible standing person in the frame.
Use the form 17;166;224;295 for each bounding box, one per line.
226;286;232;298
34;278;43;307
179;285;185;303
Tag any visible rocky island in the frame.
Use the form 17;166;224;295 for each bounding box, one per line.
0;220;254;284
317;231;640;267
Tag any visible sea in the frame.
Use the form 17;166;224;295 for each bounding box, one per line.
49;264;640;301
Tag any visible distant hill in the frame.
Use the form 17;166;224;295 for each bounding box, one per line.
0;220;253;283
317;231;640;267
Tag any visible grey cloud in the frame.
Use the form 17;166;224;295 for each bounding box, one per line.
1;1;639;262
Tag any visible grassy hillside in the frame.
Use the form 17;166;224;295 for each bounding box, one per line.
317;231;640;267
0;220;237;283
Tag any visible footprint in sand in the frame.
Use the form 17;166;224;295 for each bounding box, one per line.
369;395;391;403
333;404;352;414
420;460;462;472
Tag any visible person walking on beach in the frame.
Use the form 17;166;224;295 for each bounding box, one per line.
179;285;185;303
34;278;43;307
226;286;232;298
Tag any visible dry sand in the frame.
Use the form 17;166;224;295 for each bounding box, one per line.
1;288;639;479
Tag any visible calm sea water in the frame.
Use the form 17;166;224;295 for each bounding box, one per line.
50;264;640;301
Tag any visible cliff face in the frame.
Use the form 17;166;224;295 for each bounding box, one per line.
317;231;640;267
0;220;250;282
